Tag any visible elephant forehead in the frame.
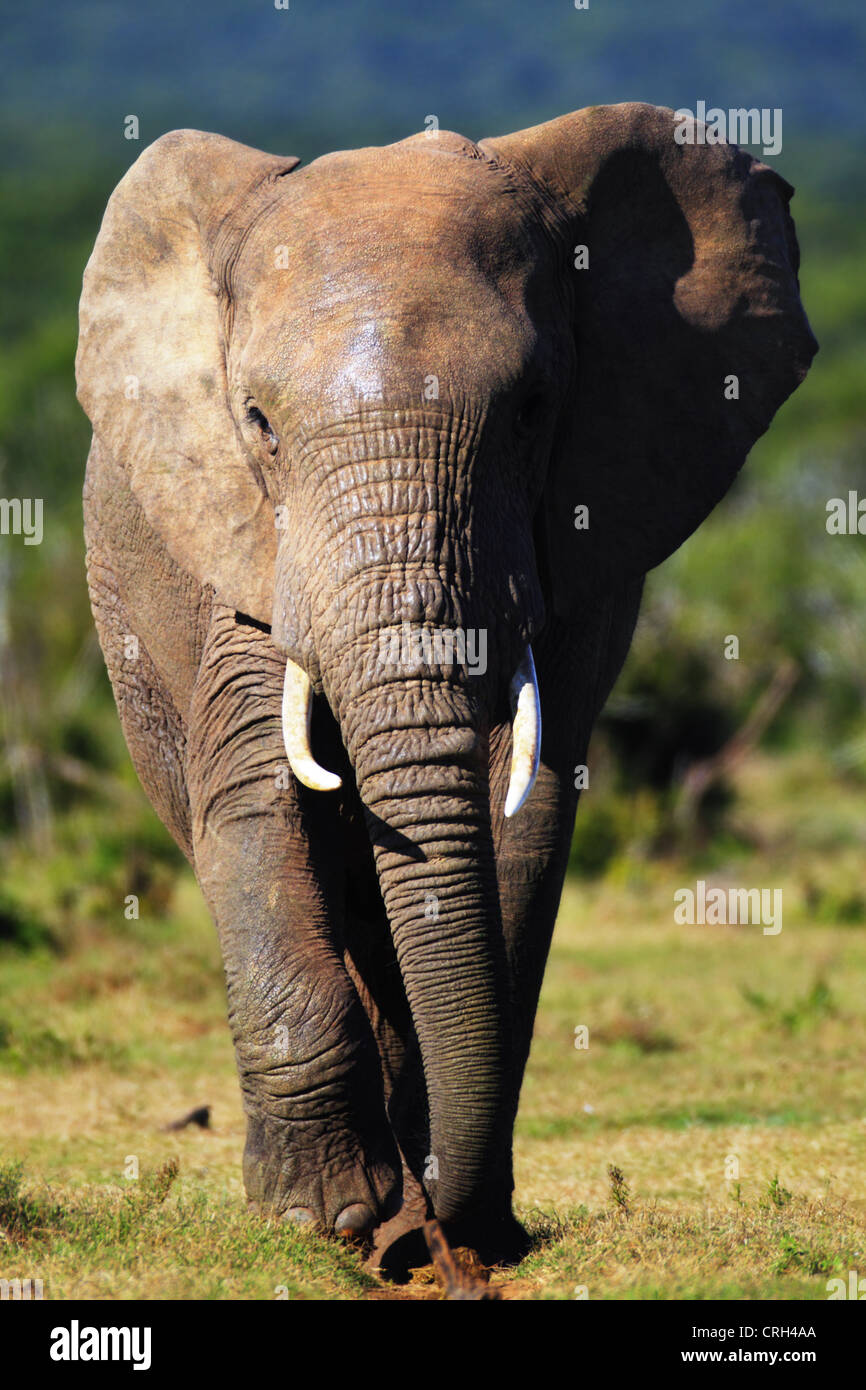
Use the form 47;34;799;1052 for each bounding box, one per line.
237;143;541;302
240;280;539;408
234;171;543;399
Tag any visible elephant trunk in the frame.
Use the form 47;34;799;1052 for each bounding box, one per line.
336;670;513;1223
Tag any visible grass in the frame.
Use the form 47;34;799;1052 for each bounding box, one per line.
0;1159;378;1300
1;752;866;1298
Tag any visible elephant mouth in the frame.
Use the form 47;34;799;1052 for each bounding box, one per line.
279;643;541;818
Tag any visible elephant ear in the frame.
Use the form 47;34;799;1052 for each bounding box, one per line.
480;102;817;614
76;129;300;623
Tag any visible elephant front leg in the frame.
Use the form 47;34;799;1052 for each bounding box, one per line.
200;844;399;1236
188;610;400;1238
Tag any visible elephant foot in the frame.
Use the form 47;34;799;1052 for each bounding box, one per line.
243;1113;400;1239
283;1206;319;1228
334;1202;377;1241
282;1201;377;1243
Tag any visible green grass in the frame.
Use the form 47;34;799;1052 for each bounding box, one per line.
1;753;866;1298
0;1160;378;1300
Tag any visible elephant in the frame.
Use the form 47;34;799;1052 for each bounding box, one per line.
76;102;816;1271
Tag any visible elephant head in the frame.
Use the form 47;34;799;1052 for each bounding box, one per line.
76;105;815;1235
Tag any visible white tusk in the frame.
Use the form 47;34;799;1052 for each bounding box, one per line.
504;646;541;818
281;659;342;793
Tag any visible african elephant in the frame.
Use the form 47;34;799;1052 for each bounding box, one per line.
76;103;815;1270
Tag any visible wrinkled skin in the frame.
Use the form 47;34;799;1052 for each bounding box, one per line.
76;104;816;1268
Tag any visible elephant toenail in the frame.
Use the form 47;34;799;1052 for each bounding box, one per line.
284;1206;317;1227
334;1203;376;1240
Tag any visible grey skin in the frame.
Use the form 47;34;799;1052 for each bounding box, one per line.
76;103;816;1267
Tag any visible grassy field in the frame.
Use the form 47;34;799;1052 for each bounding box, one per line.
1;751;865;1300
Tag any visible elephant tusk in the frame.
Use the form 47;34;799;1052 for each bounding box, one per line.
504;646;541;818
281;659;342;793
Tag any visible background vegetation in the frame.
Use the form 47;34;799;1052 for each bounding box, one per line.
1;0;864;1298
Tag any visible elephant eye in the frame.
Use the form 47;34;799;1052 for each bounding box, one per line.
245;403;279;456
